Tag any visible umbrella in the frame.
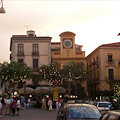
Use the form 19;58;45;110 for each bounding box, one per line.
35;87;51;94
18;87;34;94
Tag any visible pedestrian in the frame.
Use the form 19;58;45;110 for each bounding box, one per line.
36;97;40;108
4;97;11;115
0;97;2;117
0;96;4;116
56;100;59;111
42;97;46;108
113;99;119;110
58;100;61;109
21;96;25;109
11;97;16;116
26;98;30;108
46;98;49;110
16;98;20;115
48;98;53;111
9;96;13;115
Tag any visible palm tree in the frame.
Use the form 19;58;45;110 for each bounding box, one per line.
60;61;88;100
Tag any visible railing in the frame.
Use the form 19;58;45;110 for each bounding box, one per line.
17;52;24;56
32;52;39;56
106;59;115;64
105;76;120;83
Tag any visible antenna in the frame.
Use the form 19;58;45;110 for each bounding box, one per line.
25;25;29;31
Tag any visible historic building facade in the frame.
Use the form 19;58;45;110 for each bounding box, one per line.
51;31;87;94
10;30;87;96
87;42;120;100
51;31;86;68
10;30;52;85
10;30;120;99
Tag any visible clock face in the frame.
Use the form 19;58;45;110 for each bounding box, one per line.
64;40;72;48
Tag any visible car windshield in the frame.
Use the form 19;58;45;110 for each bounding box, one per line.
98;103;111;107
68;106;101;119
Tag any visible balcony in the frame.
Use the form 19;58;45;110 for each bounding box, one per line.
32;52;39;56
17;52;24;56
105;76;120;83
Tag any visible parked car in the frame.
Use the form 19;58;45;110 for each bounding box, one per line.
77;100;84;103
67;100;75;104
57;103;101;120
99;110;120;120
94;101;113;115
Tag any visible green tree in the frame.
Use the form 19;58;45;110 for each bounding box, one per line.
0;61;31;96
60;61;88;100
40;62;61;86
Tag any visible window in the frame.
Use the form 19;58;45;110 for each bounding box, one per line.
108;69;114;80
29;34;33;37
108;55;113;62
33;59;38;70
18;44;24;55
33;44;38;55
18;59;23;63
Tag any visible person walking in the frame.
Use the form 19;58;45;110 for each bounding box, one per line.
16;98;20;115
0;97;4;117
11;97;16;116
4;97;11;115
42;97;46;109
9;96;13;115
56;100;59;111
46;98;49;110
58;100;61;109
113;99;119;110
48;98;53;111
21;97;25;109
0;98;2;117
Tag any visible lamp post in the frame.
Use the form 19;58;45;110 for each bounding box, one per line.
39;69;42;99
0;0;6;13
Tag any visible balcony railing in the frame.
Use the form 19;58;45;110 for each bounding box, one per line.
17;52;24;56
107;59;115;64
32;52;39;56
105;76;120;83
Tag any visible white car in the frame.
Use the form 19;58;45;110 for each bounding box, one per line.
95;101;112;112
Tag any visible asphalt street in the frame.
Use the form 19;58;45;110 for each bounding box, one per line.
1;108;58;120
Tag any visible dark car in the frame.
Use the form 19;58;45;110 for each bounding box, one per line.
57;103;101;120
99;110;120;120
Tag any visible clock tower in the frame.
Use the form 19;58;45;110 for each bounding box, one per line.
59;31;76;57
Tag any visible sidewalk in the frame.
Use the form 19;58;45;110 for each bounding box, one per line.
1;108;58;120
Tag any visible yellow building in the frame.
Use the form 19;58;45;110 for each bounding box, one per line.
87;42;120;100
51;31;86;68
51;31;87;95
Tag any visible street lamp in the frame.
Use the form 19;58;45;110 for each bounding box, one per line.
0;0;6;13
39;69;43;99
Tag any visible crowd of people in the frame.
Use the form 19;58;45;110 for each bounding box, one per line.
0;95;119;118
0;95;63;118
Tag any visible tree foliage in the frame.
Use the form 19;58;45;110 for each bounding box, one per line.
0;61;31;91
39;62;61;86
